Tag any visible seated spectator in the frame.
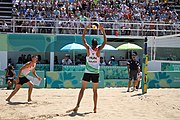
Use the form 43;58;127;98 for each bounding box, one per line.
26;54;32;62
5;64;16;90
62;54;72;65
75;54;83;65
108;56;118;66
99;57;106;66
15;54;25;64
1;20;8;32
37;55;42;64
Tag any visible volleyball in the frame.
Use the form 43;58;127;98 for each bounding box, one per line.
92;22;100;29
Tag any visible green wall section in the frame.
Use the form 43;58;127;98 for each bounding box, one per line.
1;69;180;88
0;34;8;51
104;79;128;87
100;66;128;79
16;64;62;71
1;34;180;88
7;34;54;52
161;63;180;71
46;71;104;88
0;34;103;52
16;64;50;71
148;72;180;88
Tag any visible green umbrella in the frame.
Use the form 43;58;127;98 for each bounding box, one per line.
116;43;142;50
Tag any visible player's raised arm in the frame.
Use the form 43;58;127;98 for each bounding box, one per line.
98;26;107;51
82;23;91;50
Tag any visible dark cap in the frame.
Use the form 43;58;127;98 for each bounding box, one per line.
132;53;137;56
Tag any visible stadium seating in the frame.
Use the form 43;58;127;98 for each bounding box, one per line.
0;0;179;35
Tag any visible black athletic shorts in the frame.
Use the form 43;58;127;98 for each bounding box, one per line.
82;73;99;83
129;70;138;81
6;77;14;83
17;76;30;85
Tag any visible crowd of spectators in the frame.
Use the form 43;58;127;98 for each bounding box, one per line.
14;53;125;66
17;54;46;64
9;0;180;35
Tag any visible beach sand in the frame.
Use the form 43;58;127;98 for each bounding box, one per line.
0;88;180;120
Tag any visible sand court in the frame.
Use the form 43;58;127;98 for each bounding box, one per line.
0;88;180;120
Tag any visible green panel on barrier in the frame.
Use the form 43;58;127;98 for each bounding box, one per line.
148;72;180;88
100;66;128;79
46;71;104;88
104;79;129;87
14;70;45;88
54;65;62;71
46;71;64;88
63;71;82;88
62;65;85;71
64;71;104;88
15;64;23;70
161;63;180;71
36;64;50;71
62;66;128;79
16;64;50;71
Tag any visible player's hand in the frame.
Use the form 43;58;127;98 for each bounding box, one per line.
86;23;91;28
37;77;42;81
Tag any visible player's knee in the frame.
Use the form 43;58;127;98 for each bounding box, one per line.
29;84;33;88
81;87;86;91
93;89;97;93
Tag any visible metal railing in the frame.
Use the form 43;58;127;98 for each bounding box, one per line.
0;18;180;36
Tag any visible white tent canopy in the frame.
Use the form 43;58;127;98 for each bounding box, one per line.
147;35;180;60
148;36;180;48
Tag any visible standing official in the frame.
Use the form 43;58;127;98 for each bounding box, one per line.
127;52;140;92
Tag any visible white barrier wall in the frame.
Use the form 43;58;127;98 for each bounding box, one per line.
148;60;180;71
0;51;7;70
148;60;161;71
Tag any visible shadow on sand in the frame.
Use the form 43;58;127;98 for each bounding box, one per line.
7;101;32;105
131;93;144;97
63;111;93;117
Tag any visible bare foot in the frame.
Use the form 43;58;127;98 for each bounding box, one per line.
6;98;11;103
93;108;97;113
27;99;32;103
73;106;79;113
66;106;79;113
